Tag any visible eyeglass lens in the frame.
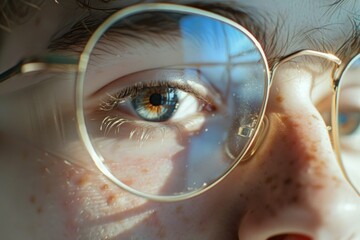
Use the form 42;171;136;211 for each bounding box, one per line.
80;9;269;197
337;54;360;193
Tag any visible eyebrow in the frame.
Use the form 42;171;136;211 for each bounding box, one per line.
47;1;360;66
49;2;282;65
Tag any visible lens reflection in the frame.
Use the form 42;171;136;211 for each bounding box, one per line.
337;53;360;193
79;6;269;199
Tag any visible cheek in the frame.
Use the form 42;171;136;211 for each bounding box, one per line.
0;142;70;238
67;124;191;196
56;143;161;238
0;138;162;239
57;132;204;239
59;169;155;238
91;135;185;196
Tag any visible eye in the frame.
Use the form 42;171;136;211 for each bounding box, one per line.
338;111;360;136
131;86;179;122
97;69;218;136
336;86;360;151
319;103;360;150
111;83;212;125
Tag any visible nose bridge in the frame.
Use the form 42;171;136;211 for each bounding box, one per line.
269;50;341;87
264;60;353;201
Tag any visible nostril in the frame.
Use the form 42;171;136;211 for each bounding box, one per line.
267;233;312;240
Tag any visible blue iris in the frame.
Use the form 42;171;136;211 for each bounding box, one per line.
338;112;360;135
131;87;179;122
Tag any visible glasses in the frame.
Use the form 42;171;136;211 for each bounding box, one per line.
0;3;359;201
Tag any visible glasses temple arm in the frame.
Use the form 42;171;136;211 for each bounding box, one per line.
0;55;79;83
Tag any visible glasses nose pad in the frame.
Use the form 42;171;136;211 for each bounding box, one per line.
225;115;269;162
242;115;270;161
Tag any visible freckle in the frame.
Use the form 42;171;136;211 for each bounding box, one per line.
265;204;276;216
239;193;248;201
290;139;298;147
107;194;117;205
75;174;89;187
141;168;149;173
281;115;289;123
37;206;43;214
284;178;293;185
271;184;278;191
291;195;299;203
30;195;36;204
276;95;284;103
175;205;183;214
265;176;274;184
100;184;109;191
312;183;324;189
311;114;319;120
289;159;295;166
122;179;134;186
303;151;315;161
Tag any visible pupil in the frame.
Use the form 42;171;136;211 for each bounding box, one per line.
149;93;163;106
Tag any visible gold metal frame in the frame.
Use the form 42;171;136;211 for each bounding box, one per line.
76;3;271;202
0;55;78;84
332;54;360;195
1;3;358;201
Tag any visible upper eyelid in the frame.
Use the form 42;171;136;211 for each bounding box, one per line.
109;80;212;105
94;68;222;108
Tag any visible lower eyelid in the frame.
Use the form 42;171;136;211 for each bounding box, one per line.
96;114;205;142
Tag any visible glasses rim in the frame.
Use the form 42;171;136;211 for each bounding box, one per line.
332;53;360;196
75;2;272;202
0;2;358;201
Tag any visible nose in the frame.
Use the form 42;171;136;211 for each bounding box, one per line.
237;68;360;240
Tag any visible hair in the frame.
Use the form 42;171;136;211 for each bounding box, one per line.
0;0;45;31
0;0;139;32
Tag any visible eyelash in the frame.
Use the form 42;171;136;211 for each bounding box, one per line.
99;80;211;111
100;115;170;143
97;80;213;141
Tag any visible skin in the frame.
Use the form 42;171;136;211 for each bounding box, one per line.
0;0;360;239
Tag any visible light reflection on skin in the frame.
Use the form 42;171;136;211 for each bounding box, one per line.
1;0;360;240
